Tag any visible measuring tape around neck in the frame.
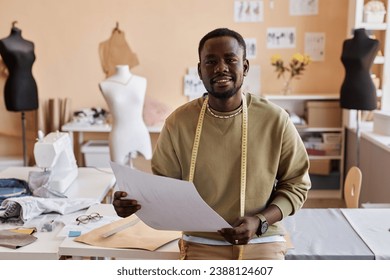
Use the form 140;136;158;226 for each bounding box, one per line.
189;94;248;217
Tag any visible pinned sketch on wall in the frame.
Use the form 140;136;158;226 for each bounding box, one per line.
245;38;257;59
184;67;206;101
290;0;319;16
269;0;275;9
267;28;296;49
234;0;264;22
305;32;325;61
242;65;261;96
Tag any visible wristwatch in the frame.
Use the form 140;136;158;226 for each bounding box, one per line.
256;214;269;236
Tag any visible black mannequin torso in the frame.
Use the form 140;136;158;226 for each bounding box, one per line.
340;28;379;110
0;26;38;111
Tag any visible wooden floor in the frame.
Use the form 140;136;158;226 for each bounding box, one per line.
303;198;345;208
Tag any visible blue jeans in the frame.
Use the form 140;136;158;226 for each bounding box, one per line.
0;178;31;204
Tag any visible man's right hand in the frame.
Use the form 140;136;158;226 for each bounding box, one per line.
112;191;141;218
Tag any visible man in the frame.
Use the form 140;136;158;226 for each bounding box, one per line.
113;28;311;260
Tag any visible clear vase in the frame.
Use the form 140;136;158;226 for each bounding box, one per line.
281;78;293;95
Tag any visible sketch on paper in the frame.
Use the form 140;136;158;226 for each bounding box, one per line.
242;65;261;96
290;0;319;16
184;67;206;101
267;28;296;49
245;38;257;59
234;0;264;22
305;32;325;61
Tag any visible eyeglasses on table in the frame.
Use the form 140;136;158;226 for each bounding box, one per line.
76;212;103;225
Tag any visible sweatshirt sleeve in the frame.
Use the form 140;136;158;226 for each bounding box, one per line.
151;123;182;180
271;117;311;218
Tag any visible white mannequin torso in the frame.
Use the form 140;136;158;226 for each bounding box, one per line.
99;65;152;164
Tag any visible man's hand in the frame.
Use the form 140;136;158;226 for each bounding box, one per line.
112;191;141;218
218;216;260;245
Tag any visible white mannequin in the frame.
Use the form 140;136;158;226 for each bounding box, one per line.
99;65;152;166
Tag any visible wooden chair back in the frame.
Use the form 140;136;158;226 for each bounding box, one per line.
344;166;362;208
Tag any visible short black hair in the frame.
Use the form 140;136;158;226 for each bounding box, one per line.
198;28;247;60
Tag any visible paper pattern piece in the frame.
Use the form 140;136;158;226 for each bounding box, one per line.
110;162;232;232
75;215;181;251
101;217;140;238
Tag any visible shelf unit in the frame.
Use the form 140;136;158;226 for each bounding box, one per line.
263;94;345;199
345;0;390;127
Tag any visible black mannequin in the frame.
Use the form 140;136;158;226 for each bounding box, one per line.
0;23;38;111
340;28;379;110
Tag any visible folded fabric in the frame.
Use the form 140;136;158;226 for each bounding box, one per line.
0;229;37;249
0;178;31;204
0;196;99;224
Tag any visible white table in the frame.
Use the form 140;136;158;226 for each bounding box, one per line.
0;226;65;260
61;122;162;161
341;208;390;260
284;208;374;260
60;207;380;260
0;167;116;260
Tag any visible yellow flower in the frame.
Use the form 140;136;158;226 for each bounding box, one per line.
292;53;305;63
271;53;311;80
271;54;282;64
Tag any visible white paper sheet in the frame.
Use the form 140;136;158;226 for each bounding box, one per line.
341;209;390;260
110;162;232;232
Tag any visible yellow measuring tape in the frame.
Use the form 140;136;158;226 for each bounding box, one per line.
189;94;248;260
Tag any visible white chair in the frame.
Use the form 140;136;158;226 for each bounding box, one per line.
343;166;362;208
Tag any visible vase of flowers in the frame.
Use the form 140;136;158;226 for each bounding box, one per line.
271;53;311;95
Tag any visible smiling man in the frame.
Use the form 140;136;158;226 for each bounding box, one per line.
113;28;311;260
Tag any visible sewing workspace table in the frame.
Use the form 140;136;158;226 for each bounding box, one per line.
0;167;115;201
0;167;116;260
283;208;375;260
58;204;180;260
59;207;390;260
1;166;389;261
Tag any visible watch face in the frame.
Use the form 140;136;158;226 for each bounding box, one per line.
256;218;269;236
261;221;269;234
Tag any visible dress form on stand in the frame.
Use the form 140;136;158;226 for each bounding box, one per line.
0;22;39;166
340;28;379;110
340;28;379;167
99;65;152;167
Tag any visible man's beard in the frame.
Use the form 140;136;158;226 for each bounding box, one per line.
207;80;244;100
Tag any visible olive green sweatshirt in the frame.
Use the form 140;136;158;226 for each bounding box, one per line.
152;93;311;240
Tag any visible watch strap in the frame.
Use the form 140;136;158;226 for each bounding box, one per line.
256;213;267;223
255;213;268;236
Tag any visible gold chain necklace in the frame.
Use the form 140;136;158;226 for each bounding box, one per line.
206;102;243;119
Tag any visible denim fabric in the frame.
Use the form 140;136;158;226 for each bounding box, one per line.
0;178;31;204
